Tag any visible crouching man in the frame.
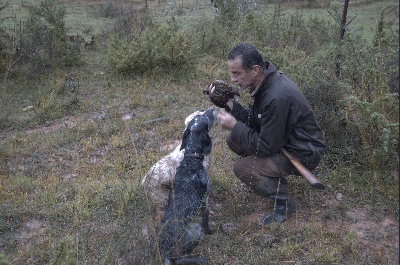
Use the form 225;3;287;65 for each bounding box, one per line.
208;43;326;225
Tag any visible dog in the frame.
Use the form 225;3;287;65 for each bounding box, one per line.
159;107;216;265
141;111;211;211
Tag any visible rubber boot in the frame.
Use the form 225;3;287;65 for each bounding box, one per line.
234;174;295;225
262;196;296;225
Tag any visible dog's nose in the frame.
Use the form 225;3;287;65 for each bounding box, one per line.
206;107;216;117
203;108;216;129
205;107;216;118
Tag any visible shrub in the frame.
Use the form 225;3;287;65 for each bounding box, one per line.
247;9;335;54
113;6;152;43
108;18;195;76
198;5;336;56
0;2;13;75
344;93;399;172
301;73;362;169
193;17;235;58
320;12;399;174
18;0;82;76
100;0;115;18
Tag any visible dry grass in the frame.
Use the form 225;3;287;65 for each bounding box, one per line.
0;1;398;265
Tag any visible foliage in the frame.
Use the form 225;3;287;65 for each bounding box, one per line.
113;5;153;43
18;0;82;76
99;0;115;18
301;0;332;8
108;18;195;76
322;13;399;174
0;1;12;74
194;3;337;58
193;17;235;58
212;0;257;17
0;253;12;265
253;9;335;53
345;94;398;172
50;237;77;265
0;1;399;264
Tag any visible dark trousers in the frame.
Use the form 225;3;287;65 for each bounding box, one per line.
226;133;301;200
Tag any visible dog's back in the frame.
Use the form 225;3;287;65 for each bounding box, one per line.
141;111;211;211
159;158;209;262
159;108;215;265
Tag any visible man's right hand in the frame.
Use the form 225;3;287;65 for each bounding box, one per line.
217;109;237;131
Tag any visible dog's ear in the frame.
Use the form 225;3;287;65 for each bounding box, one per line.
180;127;189;150
202;134;212;155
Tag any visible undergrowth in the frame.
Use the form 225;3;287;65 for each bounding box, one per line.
0;0;398;264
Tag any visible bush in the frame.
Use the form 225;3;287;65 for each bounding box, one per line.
100;0;115;18
193;17;235;58
0;2;13;75
108;18;195;76
345;93;399;172
197;5;336;56
18;0;82;76
113;6;152;43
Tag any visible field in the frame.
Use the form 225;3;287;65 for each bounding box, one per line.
0;0;399;264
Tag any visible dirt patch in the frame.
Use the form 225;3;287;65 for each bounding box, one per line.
13;218;47;253
346;208;398;248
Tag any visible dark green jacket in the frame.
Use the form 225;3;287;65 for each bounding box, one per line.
228;62;325;169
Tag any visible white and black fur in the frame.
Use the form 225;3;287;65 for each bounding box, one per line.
159;107;215;265
141;111;211;212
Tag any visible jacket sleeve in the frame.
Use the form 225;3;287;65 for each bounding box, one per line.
230;95;289;157
226;101;250;124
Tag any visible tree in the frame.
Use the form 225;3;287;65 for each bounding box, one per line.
328;0;356;78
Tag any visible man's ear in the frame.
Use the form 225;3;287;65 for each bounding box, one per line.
252;65;261;76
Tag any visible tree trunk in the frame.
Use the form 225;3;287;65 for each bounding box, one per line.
335;0;350;78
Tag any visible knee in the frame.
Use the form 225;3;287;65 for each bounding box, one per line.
232;160;253;184
232;156;254;180
232;160;242;178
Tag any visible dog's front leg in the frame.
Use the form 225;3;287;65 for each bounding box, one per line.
201;201;212;235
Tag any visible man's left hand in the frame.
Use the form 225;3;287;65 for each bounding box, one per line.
217;109;237;130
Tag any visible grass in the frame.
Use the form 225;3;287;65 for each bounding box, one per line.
0;0;399;264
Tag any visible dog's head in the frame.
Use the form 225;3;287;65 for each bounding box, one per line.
180;107;216;156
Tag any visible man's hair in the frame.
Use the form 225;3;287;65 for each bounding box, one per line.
228;43;265;72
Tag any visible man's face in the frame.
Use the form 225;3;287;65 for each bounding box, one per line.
228;57;255;93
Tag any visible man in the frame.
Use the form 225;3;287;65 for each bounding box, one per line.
208;43;325;225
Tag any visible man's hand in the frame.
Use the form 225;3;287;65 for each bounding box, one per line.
217;109;237;130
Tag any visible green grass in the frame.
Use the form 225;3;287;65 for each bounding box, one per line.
0;0;399;264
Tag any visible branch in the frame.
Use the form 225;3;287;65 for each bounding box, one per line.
345;13;358;28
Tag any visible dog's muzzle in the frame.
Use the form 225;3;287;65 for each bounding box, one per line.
203;107;216;130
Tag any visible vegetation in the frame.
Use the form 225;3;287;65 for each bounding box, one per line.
0;0;398;264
